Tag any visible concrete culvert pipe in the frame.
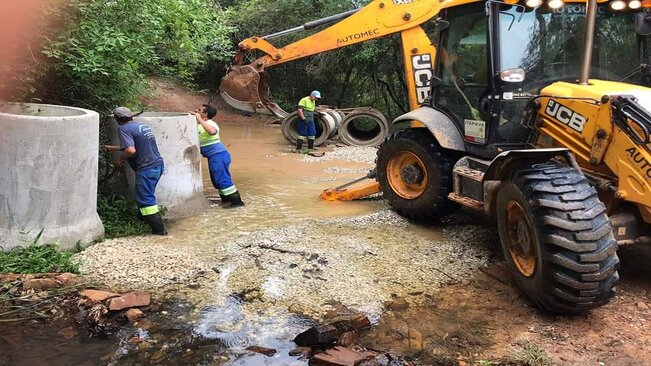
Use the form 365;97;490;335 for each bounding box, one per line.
281;108;341;147
0;103;104;250
110;112;207;220
338;109;389;147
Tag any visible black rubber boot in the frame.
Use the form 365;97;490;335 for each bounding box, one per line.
224;191;245;208
144;212;168;235
219;193;230;206
307;138;316;151
295;139;304;153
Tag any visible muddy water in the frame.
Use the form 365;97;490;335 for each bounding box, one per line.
2;120;498;365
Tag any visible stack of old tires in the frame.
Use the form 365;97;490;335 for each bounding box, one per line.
280;107;389;147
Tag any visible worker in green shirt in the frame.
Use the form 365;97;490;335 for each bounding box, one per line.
191;104;244;208
295;90;321;153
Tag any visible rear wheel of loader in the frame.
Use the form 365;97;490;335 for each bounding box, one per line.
376;128;459;222
496;163;620;313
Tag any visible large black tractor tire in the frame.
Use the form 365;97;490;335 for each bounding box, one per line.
496;163;620;313
376;128;459;222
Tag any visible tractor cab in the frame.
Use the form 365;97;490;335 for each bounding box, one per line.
425;0;651;159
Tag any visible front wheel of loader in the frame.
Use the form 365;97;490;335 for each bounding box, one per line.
376;128;459;222
496;163;620;313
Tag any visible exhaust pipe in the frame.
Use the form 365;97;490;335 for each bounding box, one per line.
579;0;597;85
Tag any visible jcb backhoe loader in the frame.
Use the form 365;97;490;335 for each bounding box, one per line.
220;0;651;314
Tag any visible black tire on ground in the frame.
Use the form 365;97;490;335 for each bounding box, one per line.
496;163;620;313
376;128;459;222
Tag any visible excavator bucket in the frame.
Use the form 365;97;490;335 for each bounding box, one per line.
219;63;288;118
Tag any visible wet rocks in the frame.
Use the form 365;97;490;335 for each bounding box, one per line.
245;345;277;356
125;308;145;323
310;346;376;366
295;324;341;347
290;347;312;357
108;292;151;311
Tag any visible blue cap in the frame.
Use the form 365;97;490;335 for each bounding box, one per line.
310;90;322;99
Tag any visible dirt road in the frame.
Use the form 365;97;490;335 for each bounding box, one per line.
78;79;651;365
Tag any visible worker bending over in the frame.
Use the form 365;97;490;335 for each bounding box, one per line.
104;107;167;235
295;90;321;153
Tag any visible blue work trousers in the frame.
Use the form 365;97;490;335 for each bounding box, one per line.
207;150;236;195
135;163;164;215
297;114;316;138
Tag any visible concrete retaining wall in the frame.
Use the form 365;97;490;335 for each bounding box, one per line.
0;103;105;250
110;112;207;219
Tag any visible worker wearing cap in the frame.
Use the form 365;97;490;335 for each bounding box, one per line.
103;107;167;235
295;90;321;153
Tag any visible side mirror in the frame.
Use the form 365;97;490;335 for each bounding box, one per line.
635;13;651;36
434;18;450;32
500;68;525;83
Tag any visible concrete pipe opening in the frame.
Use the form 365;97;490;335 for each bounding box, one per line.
0;102;104;250
338;110;389;147
110;112;207;220
281;109;339;147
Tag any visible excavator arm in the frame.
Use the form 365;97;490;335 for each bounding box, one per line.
219;0;463;117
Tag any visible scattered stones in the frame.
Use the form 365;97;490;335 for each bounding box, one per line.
289;347;312;357
0;274;23;282
125;308;145;323
338;332;356;347
55;273;81;286
80;289;120;302
300;146;377;163
387;298;409;312
57;326;79;340
23;278;60;290
245;345;277;356
294;324;340;347
108;292;151;311
636;301;649;311
309;346;376;366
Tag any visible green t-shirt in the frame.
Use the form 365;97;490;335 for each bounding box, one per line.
298;96;316;112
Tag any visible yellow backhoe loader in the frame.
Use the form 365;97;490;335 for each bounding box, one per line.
221;0;651;314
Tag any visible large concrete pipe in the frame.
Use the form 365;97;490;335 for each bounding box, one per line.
0;103;104;250
281;108;341;146
337;108;389;147
110;112;207;219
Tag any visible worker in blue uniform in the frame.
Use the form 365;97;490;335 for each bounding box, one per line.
191;104;244;208
103;107;167;235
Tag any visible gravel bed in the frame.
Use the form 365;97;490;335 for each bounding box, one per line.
203;208;491;319
323;167;373;174
300;146;377;163
75;239;209;292
301;177;337;184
